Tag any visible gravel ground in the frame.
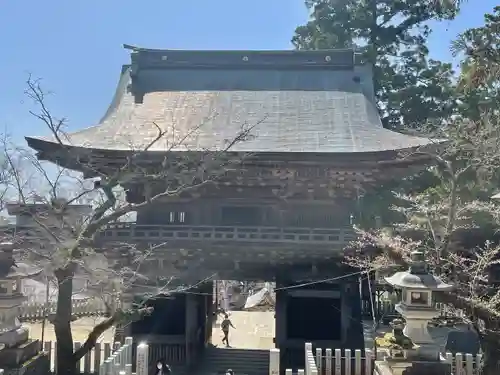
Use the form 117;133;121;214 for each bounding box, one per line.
25;317;115;344
212;311;275;349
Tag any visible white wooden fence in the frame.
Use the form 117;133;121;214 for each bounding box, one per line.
442;352;483;375
305;343;318;375
99;337;134;375
20;298;108;321
314;346;373;375
283;343;483;375
44;340;119;374
1;338;482;375
41;337;151;375
284;343;374;375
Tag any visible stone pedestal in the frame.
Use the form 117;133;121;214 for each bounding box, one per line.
395;304;440;360
2;353;50;375
0;242;46;375
0;340;50;375
0;339;39;366
0;302;49;375
0;326;29;349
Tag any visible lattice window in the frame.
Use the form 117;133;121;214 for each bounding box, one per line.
166;211;187;223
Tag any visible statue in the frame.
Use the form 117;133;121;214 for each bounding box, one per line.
376;318;418;359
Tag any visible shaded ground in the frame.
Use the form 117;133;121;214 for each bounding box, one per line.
212;311;275;349
25;317;115;372
25;317;115;344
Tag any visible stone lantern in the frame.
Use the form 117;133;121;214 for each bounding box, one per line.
0;242;49;374
384;250;453;360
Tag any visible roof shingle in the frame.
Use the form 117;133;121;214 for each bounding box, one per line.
27;48;432;154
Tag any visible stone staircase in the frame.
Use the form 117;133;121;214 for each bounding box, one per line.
195;347;270;375
166;364;189;375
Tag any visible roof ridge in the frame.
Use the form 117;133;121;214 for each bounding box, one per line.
123;44;356;54
126;46;360;70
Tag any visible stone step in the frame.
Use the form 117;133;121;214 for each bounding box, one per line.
204;360;269;366
152;365;188;375
204;357;269;365
198;368;268;375
206;348;269;358
197;347;270;375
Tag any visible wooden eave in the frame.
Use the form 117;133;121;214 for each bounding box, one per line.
26;137;436;179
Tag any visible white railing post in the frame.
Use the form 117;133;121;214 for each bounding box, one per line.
465;353;473;375
104;358;113;375
354;349;362;375
443;352;484;375
325;348;332;375
285;370;293;375
305;343;318;375
124;337;133;365
334;349;342;375
316;348;322;375
121;346;127;369
136;342;149;375
269;348;280;375
475;354;483;375
36;339;141;375
305;343;312;375
345;349;352;375
456;353;463;375
365;348;373;375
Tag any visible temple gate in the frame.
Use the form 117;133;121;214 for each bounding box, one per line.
22;46;435;372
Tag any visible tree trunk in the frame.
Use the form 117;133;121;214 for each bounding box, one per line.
54;266;76;375
483;344;500;375
369;0;379;99
482;320;500;375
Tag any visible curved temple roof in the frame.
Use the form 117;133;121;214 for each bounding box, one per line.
26;46;433;155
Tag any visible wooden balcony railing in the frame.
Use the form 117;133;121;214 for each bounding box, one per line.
99;223;357;246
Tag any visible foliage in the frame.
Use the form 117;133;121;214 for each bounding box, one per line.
346;6;500;369
453;6;500;93
1;77;255;375
292;0;459;129
347;115;500;374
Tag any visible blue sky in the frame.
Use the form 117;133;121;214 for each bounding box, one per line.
0;0;497;143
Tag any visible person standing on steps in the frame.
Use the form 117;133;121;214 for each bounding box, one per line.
154;360;172;375
221;313;235;347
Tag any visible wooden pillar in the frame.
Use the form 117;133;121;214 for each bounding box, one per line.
274;281;287;349
274;281;288;373
341;283;352;345
205;292;214;346
201;292;208;346
185;294;196;366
